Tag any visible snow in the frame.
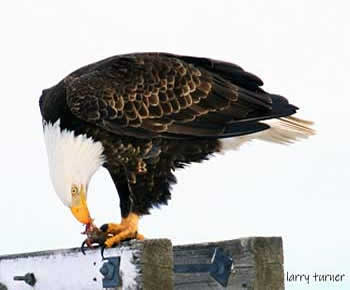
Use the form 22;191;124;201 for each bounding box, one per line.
119;247;140;290
0;247;139;290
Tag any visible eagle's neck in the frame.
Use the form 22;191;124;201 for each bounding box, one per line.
43;120;105;206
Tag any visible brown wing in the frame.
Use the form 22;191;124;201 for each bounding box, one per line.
65;53;297;139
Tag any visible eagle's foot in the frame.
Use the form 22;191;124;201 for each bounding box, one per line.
100;213;144;248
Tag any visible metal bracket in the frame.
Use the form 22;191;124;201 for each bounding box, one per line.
174;247;234;287
99;256;121;288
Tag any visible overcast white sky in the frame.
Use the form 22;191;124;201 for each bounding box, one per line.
0;1;349;289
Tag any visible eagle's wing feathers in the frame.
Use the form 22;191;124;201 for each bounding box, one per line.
66;53;296;139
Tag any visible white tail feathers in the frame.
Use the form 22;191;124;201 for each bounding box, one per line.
220;116;315;151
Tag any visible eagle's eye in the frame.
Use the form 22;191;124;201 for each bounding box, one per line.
71;185;79;196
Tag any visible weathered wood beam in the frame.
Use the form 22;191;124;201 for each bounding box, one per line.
174;237;284;290
0;237;283;290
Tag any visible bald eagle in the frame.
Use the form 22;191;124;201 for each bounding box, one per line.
39;53;314;248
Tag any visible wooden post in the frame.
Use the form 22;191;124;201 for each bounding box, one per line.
0;237;283;290
174;237;284;290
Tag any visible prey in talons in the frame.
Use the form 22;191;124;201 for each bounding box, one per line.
99;216;145;258
67;183;144;255
80;223;109;255
80;213;144;256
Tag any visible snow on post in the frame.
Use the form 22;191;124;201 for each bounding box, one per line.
0;237;284;290
0;239;173;290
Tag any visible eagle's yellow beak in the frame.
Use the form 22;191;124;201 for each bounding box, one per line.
70;186;92;225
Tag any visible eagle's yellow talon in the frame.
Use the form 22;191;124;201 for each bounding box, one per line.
136;233;145;240
102;213;143;248
105;223;124;234
104;238;115;248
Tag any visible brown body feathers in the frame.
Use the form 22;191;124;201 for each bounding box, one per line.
40;53;313;217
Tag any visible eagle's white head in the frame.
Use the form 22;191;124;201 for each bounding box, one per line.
43;120;105;224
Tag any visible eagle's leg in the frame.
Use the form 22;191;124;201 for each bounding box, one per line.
101;213;144;248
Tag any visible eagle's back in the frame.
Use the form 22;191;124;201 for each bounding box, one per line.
54;53;299;140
